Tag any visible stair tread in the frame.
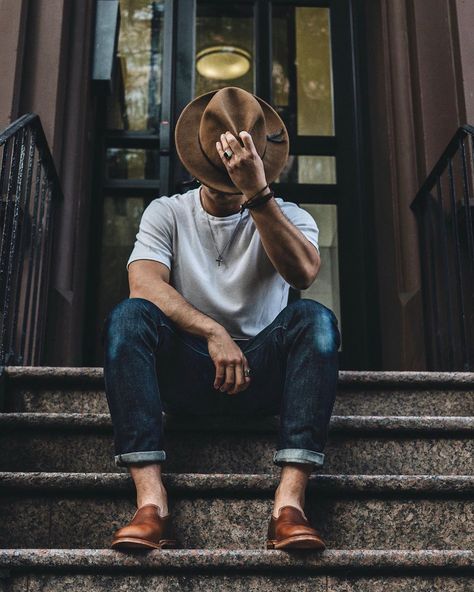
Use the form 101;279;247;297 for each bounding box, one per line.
1;471;473;493
4;366;474;387
1;548;473;572
1;413;473;433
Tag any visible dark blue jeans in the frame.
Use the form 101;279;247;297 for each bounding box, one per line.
102;297;341;470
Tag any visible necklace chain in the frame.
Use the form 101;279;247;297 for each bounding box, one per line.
200;188;245;267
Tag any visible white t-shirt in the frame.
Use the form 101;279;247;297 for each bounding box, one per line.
126;187;320;339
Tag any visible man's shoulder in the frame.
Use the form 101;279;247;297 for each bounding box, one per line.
144;189;196;221
149;188;195;210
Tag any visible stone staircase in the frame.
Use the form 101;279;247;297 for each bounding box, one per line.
0;367;473;591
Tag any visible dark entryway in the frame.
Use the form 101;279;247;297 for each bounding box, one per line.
85;0;379;370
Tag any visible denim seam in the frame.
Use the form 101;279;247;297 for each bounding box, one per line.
157;322;211;357
240;324;287;354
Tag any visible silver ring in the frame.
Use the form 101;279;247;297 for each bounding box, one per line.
244;368;251;377
224;148;233;160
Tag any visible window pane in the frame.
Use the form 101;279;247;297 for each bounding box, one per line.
195;3;254;96
273;6;334;136
107;0;165;131
300;204;341;342
96;197;147;340
106;148;160;180
276;156;336;184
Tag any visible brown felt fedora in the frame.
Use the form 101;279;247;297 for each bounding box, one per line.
174;86;289;194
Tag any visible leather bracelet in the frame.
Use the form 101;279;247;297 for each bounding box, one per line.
247;184;269;201
240;189;275;212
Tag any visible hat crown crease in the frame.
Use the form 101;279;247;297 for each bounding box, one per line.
199;89;267;171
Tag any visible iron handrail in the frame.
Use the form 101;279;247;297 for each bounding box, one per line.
411;125;474;370
0;113;63;370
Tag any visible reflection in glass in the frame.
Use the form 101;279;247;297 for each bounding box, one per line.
96;197;147;351
106;148;160;180
107;0;164;131
195;4;254;96
273;6;334;136
277;156;336;184
300;204;341;341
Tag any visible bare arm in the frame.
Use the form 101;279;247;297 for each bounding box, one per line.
128;259;222;339
128;259;251;394
248;199;321;290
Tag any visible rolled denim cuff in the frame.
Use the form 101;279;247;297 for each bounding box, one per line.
114;450;166;467
273;448;325;468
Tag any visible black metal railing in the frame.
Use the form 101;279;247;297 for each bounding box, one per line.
411;124;474;371
0;113;63;368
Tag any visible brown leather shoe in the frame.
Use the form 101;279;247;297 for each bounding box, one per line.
111;504;177;550
266;505;326;550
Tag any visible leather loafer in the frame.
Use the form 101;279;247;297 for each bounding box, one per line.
111;504;177;550
266;505;326;550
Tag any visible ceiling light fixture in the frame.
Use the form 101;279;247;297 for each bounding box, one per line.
196;46;251;80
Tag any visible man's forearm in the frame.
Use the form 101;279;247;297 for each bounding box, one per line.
130;279;225;340
248;197;320;290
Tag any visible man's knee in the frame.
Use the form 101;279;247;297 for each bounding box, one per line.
286;298;340;355
102;297;166;350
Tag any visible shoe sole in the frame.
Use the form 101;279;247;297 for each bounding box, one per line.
111;537;177;550
266;535;326;550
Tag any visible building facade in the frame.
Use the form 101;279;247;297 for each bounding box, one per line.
1;0;473;370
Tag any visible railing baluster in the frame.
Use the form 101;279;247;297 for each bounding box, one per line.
460;137;474;265
29;166;48;365
447;158;469;370
1;133;21;365
18;127;36;364
23;151;42;365
436;177;455;369
7;127;28;364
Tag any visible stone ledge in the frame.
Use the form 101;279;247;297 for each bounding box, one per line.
4;367;474;388
1;413;473;434
1;472;473;495
0;549;472;574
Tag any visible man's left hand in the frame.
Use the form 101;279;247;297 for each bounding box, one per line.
216;131;268;197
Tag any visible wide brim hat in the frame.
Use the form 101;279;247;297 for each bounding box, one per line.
174;86;289;194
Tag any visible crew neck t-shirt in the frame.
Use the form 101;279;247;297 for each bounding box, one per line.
126;187;320;340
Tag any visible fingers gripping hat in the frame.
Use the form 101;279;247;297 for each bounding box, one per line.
174;86;289;194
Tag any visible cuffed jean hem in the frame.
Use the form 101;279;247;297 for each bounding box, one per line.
114;450;167;468
273;448;325;468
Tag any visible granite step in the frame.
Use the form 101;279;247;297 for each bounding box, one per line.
0;472;472;550
0;549;473;592
0;413;473;475
3;367;474;416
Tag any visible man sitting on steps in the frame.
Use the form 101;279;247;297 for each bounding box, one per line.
102;86;341;551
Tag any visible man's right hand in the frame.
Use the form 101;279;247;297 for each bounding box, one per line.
207;328;251;395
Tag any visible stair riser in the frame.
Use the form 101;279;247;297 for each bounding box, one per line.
1;574;471;592
1;494;472;550
1;432;472;475
5;388;474;415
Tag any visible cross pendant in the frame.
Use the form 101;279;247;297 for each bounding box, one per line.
216;256;223;266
